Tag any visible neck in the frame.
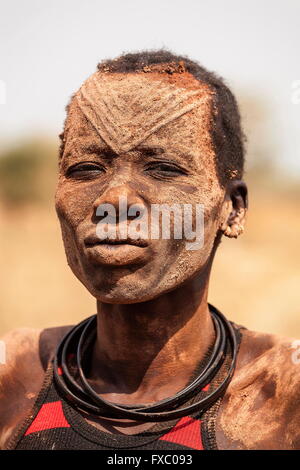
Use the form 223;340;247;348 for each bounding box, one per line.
89;269;215;405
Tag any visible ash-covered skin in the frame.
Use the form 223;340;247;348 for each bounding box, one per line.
56;70;238;303
216;330;300;449
1;61;299;450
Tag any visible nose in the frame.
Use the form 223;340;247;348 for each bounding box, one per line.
93;185;146;222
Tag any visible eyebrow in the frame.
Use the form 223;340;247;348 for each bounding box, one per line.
81;143;117;158
136;145;197;166
76;144;166;162
81;144;165;156
64;142;198;168
135;146;165;156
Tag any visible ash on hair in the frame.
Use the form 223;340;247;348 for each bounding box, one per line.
60;49;246;187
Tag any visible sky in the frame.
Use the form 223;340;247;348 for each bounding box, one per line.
0;0;300;174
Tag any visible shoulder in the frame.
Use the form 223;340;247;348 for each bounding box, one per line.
0;324;72;449
0;327;43;397
217;327;300;449
0;324;72;381
236;328;300;388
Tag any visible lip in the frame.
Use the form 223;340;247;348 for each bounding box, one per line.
84;235;149;248
84;235;150;266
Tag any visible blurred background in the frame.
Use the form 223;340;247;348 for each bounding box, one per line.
0;0;299;337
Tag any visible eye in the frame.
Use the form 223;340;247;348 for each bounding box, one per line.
66;162;105;179
145;161;187;179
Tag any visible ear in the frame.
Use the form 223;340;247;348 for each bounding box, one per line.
219;180;248;238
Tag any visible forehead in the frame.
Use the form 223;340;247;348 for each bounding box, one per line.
63;71;215;162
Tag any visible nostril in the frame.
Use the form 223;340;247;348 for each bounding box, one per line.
94;197;146;223
97;210;110;221
128;204;145;221
127;211;140;221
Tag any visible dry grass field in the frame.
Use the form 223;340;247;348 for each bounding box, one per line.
0;173;299;338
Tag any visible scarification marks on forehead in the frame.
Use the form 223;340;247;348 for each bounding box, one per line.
75;72;214;154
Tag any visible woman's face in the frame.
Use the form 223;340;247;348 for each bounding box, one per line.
55;71;229;303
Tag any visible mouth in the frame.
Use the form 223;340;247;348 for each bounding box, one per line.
84;234;150;266
84;236;149;248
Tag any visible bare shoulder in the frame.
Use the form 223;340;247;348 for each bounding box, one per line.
217;327;300;449
0;324;72;449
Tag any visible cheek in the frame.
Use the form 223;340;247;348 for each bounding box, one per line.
204;196;223;226
59;217;82;272
159;194;223;271
55;178;102;228
202;196;223;251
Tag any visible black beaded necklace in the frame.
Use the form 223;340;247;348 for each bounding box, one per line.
53;303;237;422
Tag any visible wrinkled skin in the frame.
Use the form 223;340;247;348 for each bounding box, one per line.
0;70;299;450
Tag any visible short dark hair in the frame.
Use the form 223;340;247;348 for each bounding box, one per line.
61;49;246;187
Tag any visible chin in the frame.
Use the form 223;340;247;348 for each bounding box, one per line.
84;271;190;304
88;284;160;305
72;255;204;305
77;269;156;304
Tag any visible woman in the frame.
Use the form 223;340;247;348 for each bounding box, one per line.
1;50;299;450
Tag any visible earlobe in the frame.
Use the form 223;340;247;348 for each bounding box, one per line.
219;180;248;239
223;222;244;238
